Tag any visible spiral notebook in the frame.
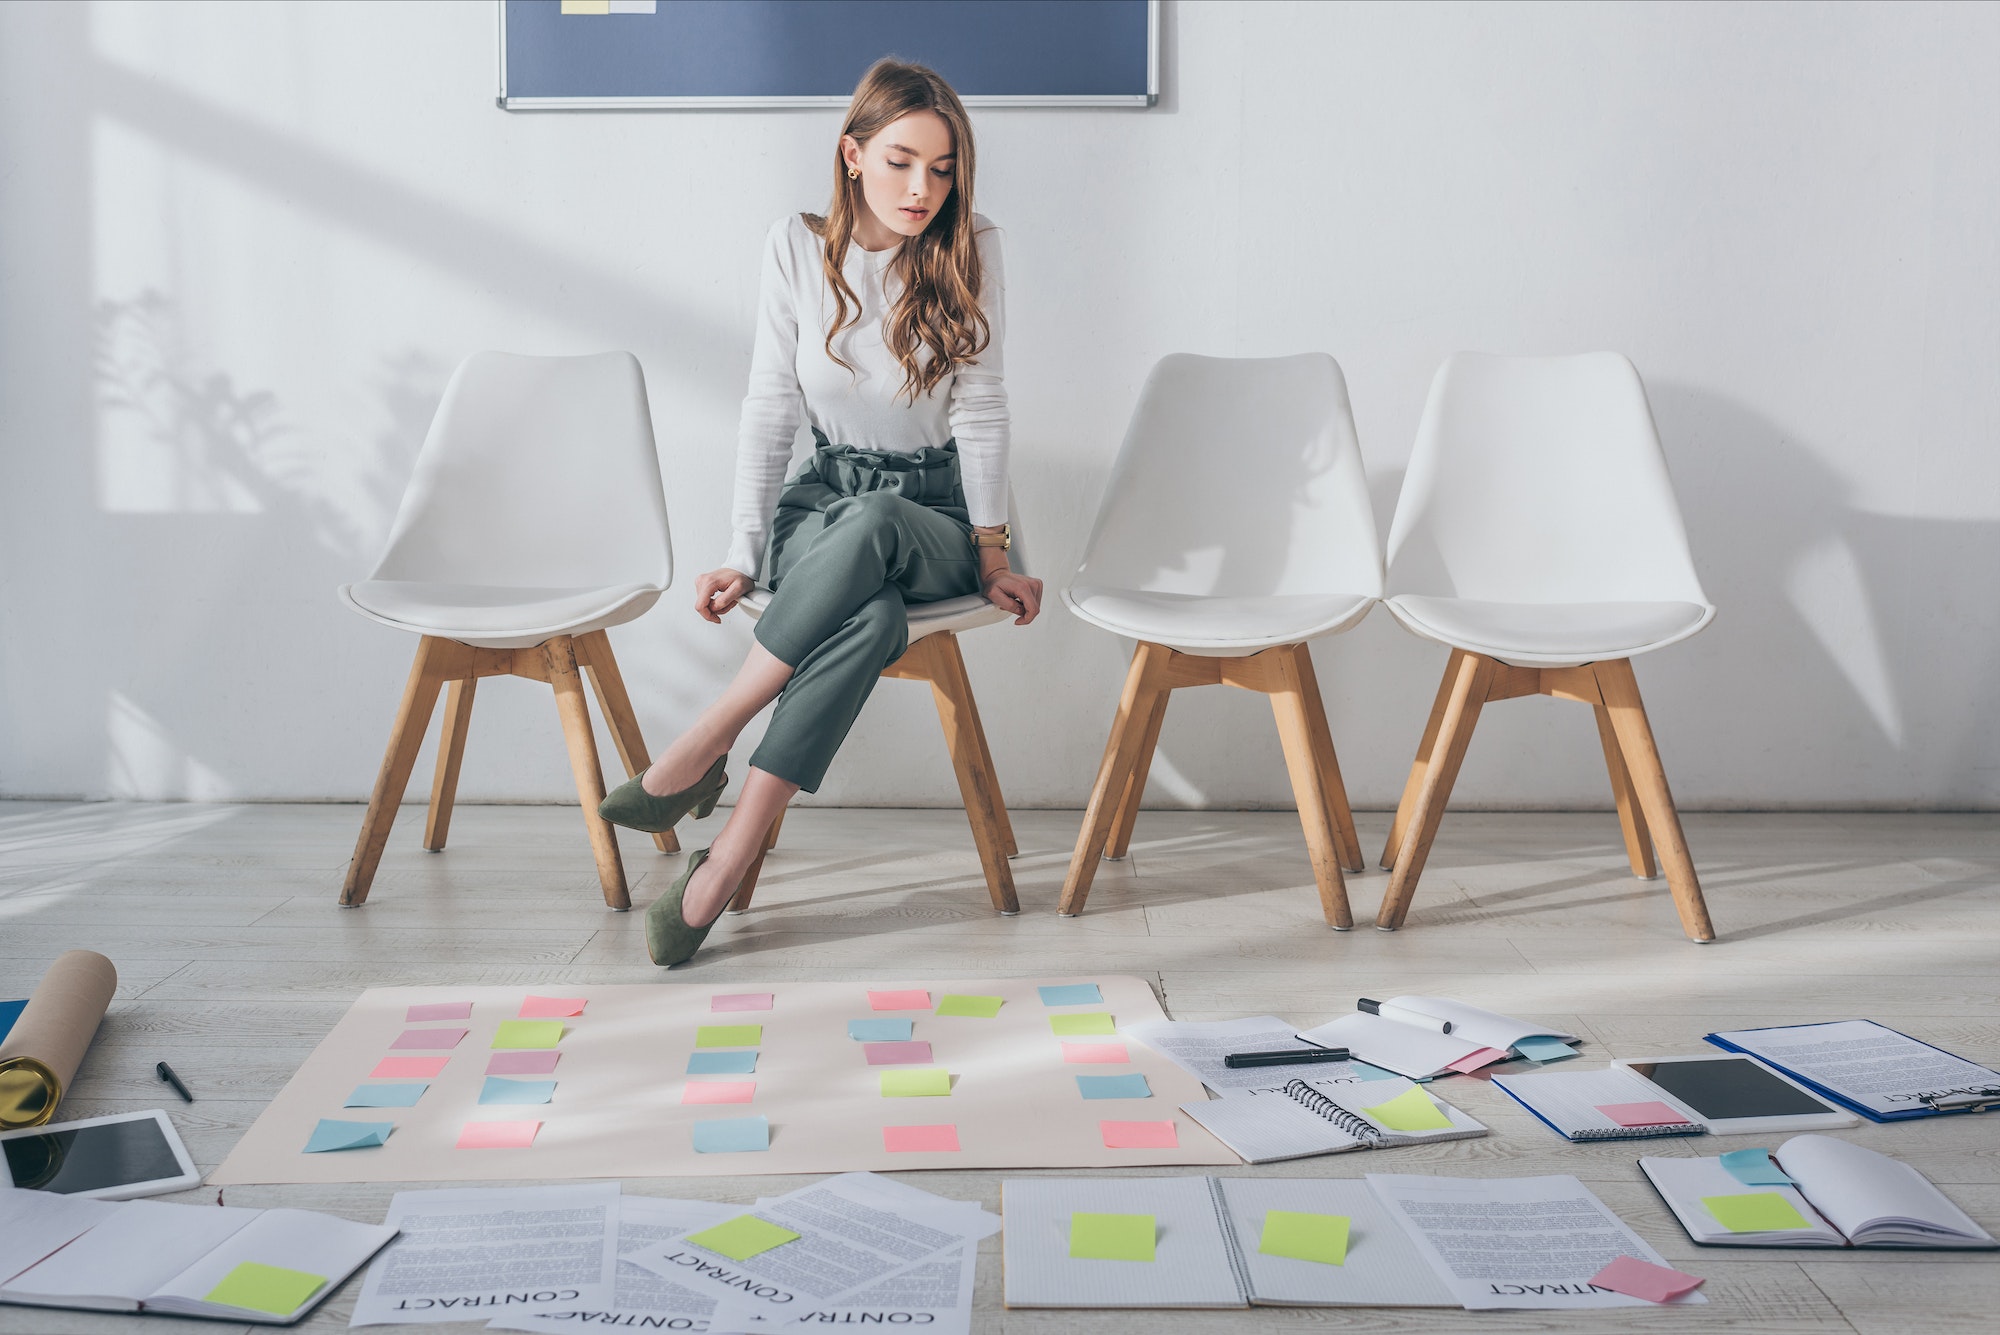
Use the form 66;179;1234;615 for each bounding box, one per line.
1178;1077;1486;1164
1492;1067;1709;1141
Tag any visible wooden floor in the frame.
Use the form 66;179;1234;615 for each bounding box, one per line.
2;800;1997;1333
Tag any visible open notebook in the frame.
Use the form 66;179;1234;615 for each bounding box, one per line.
1180;1076;1486;1163
0;1191;395;1324
1000;1176;1453;1308
1296;998;1579;1079
1640;1135;1996;1249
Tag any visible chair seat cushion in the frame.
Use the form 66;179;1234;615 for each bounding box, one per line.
737;589;1008;641
1065;587;1374;651
345;580;660;636
1387;595;1711;662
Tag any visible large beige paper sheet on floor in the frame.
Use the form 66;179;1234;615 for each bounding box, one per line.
210;975;1233;1183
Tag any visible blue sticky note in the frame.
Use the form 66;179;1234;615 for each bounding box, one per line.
693;1115;771;1154
848;1019;915;1042
688;1050;759;1075
303;1119;392;1153
479;1076;556;1105
1515;1035;1578;1063
1352;1061;1401;1081
1076;1073;1152;1100
0;999;26;1045
343;1082;429;1108
1721;1147;1796;1186
1038;984;1104;1007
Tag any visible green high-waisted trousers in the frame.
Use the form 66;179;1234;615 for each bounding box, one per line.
749;432;982;792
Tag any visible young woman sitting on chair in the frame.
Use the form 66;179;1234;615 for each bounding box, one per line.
598;59;1041;967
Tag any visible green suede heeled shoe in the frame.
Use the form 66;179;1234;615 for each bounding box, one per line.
598;755;727;834
645;847;736;967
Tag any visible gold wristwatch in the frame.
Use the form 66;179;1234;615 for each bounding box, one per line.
970;524;1011;551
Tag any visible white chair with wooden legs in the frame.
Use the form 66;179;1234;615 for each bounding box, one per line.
337;351;675;910
1375;351;1717;941
1059;353;1382;927
719;507;1030;917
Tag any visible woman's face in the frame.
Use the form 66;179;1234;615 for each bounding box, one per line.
843;110;955;241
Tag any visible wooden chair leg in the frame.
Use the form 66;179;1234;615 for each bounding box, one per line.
1376;651;1494;930
763;806;786;853
545;635;630;911
576;630;679;856
956;668;1019;860
1060;642;1173;916
422;677;476;852
727;813;780;914
1268;645;1355;929
1104;688;1167;861
1288;644;1365;875
918;633;1020;914
341;636;453;906
1382;648;1466;869
1593;659;1714;942
1593;700;1658;880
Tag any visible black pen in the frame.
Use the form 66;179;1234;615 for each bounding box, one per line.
156;1061;194;1103
1223;1047;1352;1069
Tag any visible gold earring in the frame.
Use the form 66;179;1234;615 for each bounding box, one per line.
847;167;860;180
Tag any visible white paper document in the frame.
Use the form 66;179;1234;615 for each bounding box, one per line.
1125;1015;1377;1096
349;1181;619;1326
487;1196;738;1334
1296;1013;1486;1079
1712;1020;2000;1117
627;1173;996;1317
1364;1173;1705;1310
711;1238;978;1335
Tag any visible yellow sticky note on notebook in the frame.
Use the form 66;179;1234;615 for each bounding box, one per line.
880;1068;951;1097
695;1025;763;1048
1360;1085;1453;1132
1702;1192;1813;1232
1069;1212;1155;1261
1050;1012;1116;1037
491;1020;563;1049
1258;1211;1349;1265
204;1261;328;1316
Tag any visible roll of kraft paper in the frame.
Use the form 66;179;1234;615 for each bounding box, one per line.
0;949;118;1128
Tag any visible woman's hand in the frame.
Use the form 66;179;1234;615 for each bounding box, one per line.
981;567;1043;625
694;567;754;623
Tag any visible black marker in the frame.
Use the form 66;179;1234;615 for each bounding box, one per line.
156;1061;194;1103
1223;1047;1352;1069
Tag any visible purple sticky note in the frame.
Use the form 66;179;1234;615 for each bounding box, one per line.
712;993;774;1013
406;1002;472;1022
864;1041;934;1066
391;1028;468;1050
1598;1101;1692;1128
1590;1255;1705;1303
487;1050;562;1076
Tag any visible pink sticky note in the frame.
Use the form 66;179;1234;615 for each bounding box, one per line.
371;1055;448;1079
869;990;932;1011
864;1041;934;1066
1447;1046;1508;1074
1062;1041;1130;1064
457;1120;540;1149
1101;1119;1178;1149
682;1081;757;1105
487;1051;561;1076
392;1028;468;1050
1598;1101;1693;1128
1590;1256;1705;1303
884;1124;960;1153
519;996;586;1018
712;993;774;1013
406;1002;472;1022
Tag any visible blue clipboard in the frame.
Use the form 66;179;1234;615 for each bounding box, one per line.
1705;1022;2000;1123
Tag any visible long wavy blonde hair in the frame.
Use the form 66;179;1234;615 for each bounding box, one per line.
807;60;988;403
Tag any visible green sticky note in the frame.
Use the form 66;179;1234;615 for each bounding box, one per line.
1258;1211;1350;1265
696;1025;763;1048
1361;1085;1453;1132
935;994;1003;1018
880;1067;952;1097
1702;1192;1814;1232
204;1261;328;1316
687;1215;801;1261
1050;1012;1116;1037
491;1019;563;1049
1069;1212;1155;1261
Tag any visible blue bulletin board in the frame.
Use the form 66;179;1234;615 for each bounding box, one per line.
498;0;1158;109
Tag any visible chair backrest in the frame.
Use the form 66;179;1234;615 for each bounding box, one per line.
370;351;672;590
1072;353;1381;598
1385;352;1707;605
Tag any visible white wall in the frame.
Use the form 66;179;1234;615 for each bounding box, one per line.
3;0;1997;809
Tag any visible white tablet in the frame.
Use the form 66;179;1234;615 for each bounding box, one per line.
0;1109;201;1199
1616;1054;1859;1135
